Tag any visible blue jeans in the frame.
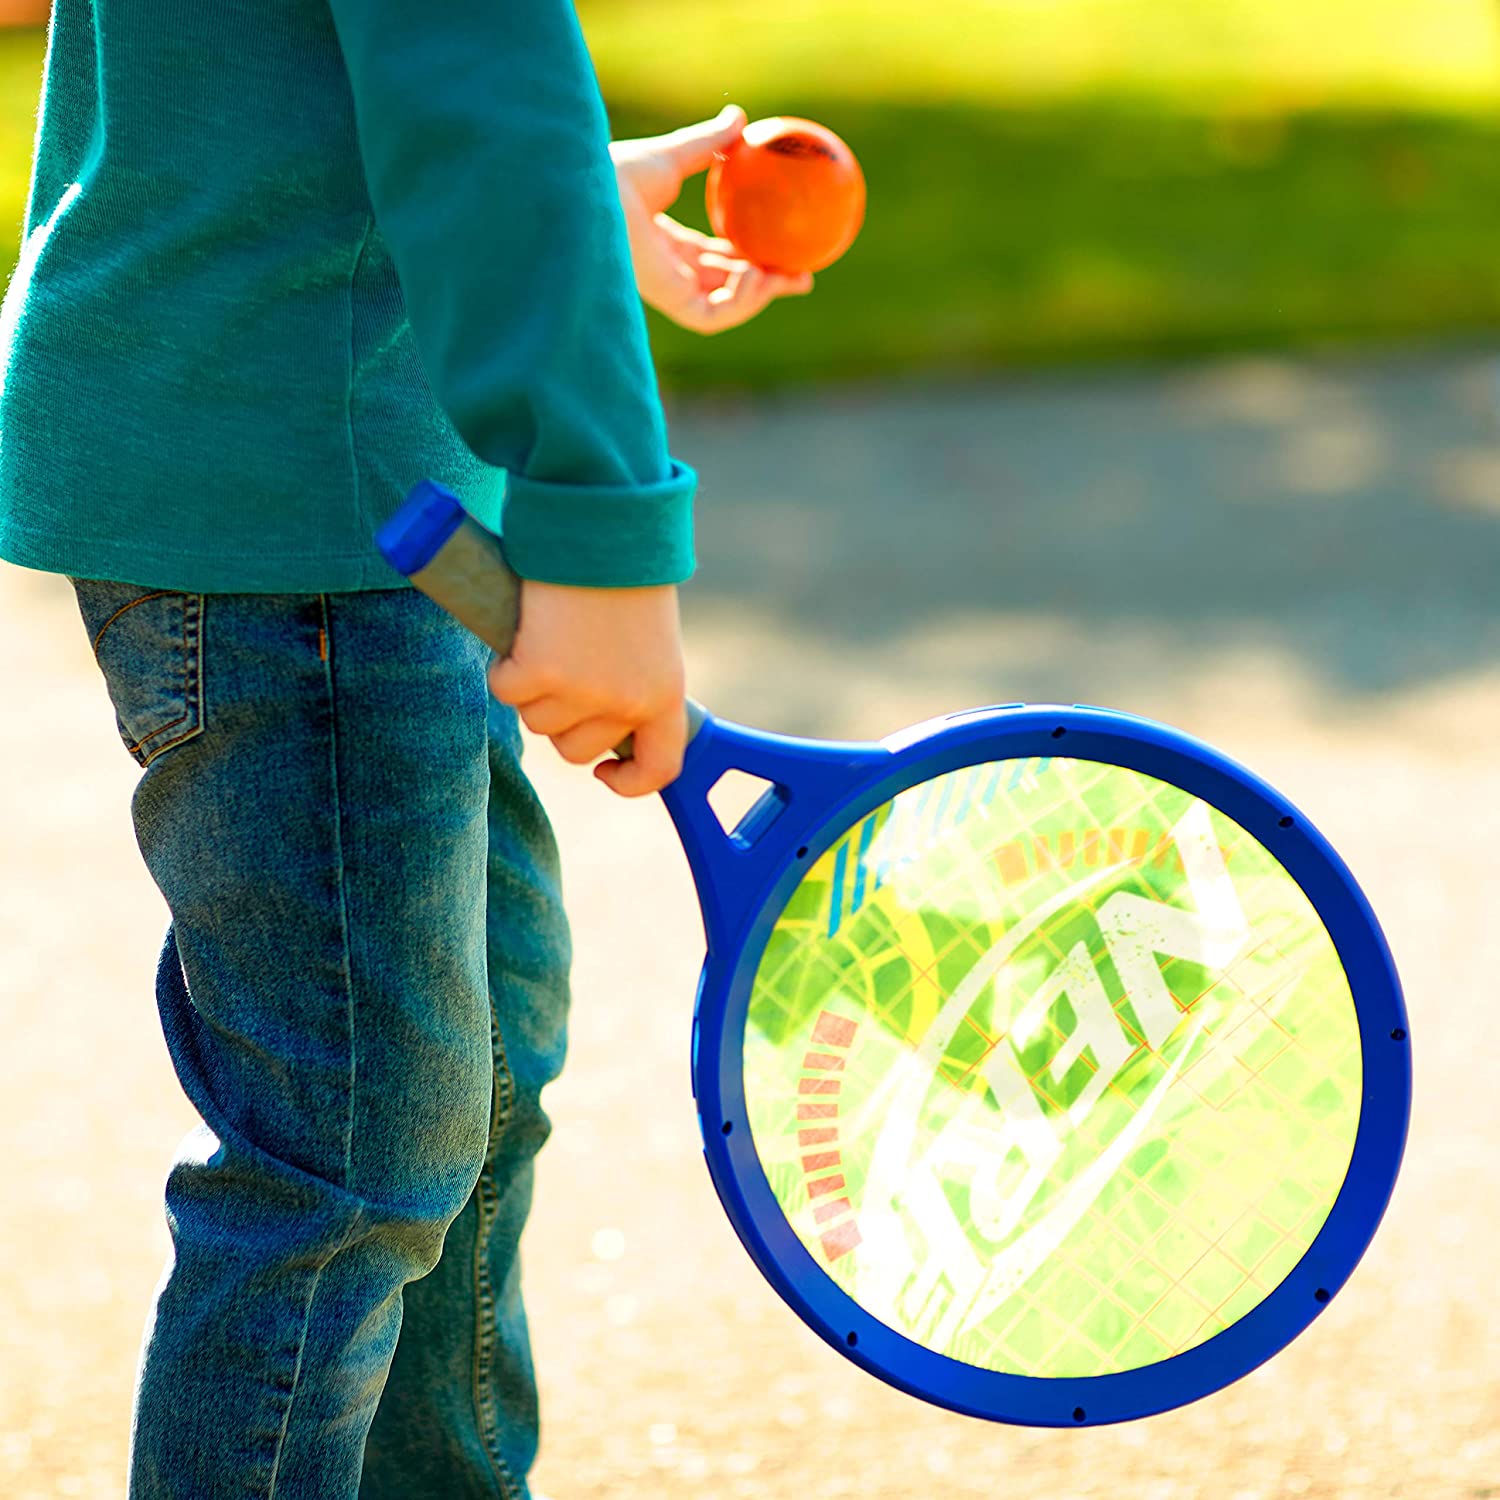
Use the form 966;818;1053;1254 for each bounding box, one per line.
69;580;572;1500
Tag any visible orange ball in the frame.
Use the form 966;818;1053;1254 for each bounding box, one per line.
706;116;866;275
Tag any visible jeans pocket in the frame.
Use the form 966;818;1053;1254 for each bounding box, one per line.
70;580;205;768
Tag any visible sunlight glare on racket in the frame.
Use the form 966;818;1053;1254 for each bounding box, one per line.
742;754;1360;1383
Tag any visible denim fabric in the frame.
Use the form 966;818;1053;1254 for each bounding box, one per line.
70;581;572;1500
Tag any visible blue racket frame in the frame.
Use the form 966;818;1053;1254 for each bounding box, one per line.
666;704;1409;1427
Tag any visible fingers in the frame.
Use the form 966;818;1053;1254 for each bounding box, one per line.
488;655;681;789
710;263;814;327
669;261;814;335
497;684;629;747
487;652;541;707
654;215;815;293
593;706;687;798
492;681;679;790
658;103;747;179
635;211;814;332
612;106;748;217
486;577;687;795
652;215;739;259
703;263;777;329
550;716;633;766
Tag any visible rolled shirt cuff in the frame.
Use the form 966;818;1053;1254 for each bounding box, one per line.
499;458;698;587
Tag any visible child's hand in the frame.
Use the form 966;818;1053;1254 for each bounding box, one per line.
611;105;814;334
487;580;687;797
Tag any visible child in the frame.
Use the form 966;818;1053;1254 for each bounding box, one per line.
0;2;809;1495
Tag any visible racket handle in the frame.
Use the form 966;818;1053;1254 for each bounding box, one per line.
375;479;707;755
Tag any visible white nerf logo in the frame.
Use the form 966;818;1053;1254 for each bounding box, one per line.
849;799;1252;1347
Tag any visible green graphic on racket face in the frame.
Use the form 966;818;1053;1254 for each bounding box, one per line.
743;756;1362;1379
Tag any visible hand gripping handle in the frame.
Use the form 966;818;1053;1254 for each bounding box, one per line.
376;479;708;753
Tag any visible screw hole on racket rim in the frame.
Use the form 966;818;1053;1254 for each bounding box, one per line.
1278;815;1295;828
1314;1288;1331;1303
1391;1027;1408;1041
1072;1407;1086;1423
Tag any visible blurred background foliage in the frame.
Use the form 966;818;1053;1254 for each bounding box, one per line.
4;1;1500;391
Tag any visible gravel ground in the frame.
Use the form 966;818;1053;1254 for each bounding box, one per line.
2;350;1497;1499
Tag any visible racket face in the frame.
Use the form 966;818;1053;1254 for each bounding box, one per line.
746;753;1358;1373
690;710;1407;1424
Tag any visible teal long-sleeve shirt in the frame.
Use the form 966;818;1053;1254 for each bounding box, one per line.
0;0;697;592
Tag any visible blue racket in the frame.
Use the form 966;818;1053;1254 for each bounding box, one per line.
376;481;1409;1428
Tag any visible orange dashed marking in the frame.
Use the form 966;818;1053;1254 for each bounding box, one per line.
989;826;1237;886
820;1220;863;1262
794;1015;862;1259
803;1051;846;1071
812;1012;857;1047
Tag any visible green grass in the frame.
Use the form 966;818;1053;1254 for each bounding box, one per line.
7;11;1500;391
620;97;1500;391
583;0;1500;389
580;0;1500;112
0;30;40;264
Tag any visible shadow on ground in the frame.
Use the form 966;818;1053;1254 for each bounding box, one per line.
667;349;1500;734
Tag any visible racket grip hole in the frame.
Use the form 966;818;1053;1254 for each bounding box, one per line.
707;771;789;850
1391;1027;1407;1041
1278;815;1294;828
1314;1288;1330;1303
1072;1407;1086;1422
